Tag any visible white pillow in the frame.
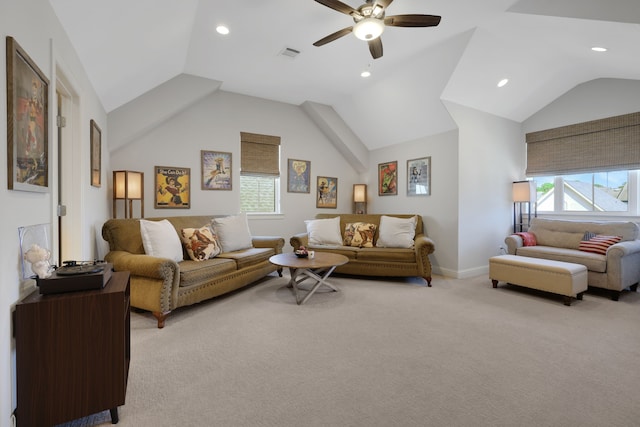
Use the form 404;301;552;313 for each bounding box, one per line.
139;219;184;262
305;217;343;246
211;213;253;252
376;215;417;248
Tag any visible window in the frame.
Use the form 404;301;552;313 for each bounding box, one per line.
536;171;630;213
239;132;281;214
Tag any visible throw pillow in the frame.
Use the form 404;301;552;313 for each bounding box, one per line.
139;219;184;262
211;213;253;253
582;231;597;241
376;215;417;248
305;216;343;246
578;234;622;255
344;222;377;248
514;232;537;246
180;225;221;261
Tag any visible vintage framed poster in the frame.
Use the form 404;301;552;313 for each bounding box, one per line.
407;156;431;196
90;119;101;187
6;36;49;192
201;150;232;190
316;176;337;208
287;158;311;193
155;166;190;208
378;161;397;196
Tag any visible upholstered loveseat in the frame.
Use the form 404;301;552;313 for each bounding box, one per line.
505;218;640;300
102;215;284;328
290;213;435;285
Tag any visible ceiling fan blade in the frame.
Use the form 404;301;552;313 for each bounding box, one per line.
374;0;394;9
384;14;442;27
368;38;383;59
314;0;359;16
313;26;353;47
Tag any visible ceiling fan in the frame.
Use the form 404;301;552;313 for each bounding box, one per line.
312;0;441;59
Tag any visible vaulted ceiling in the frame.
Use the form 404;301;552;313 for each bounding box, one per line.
49;0;640;150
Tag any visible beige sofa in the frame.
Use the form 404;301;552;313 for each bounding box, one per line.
102;215;284;328
290;213;435;285
505;218;640;300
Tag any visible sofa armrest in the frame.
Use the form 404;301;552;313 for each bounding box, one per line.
505;234;523;255
290;233;309;250
605;240;640;290
252;236;285;254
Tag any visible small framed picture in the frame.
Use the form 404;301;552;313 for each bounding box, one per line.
407;156;431;196
90;120;101;187
287;159;311;193
378;161;397;196
155;166;190;208
317;176;337;208
201;150;232;190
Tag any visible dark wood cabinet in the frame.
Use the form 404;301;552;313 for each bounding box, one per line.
14;271;130;426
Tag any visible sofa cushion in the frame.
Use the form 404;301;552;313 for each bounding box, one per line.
212;213;253;252
376;215;417;248
179;225;221;261
305;216;343;246
344;222;377;248
217;247;275;270
578;235;622;255
516;246;607;273
179;258;237;287
139;219;184;262
356;247;415;263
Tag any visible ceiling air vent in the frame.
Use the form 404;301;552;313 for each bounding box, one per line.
280;47;301;58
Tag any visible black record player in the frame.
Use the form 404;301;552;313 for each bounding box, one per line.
37;261;113;295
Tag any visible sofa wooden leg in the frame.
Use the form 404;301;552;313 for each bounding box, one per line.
492;279;498;288
563;296;572;306
610;291;620;301
630;283;638;292
425;276;432;287
152;311;170;329
576;292;584;300
277;267;283;277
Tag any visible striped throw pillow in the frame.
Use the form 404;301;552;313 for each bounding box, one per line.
578;235;622;255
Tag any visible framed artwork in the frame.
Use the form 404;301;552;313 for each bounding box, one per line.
6;36;49;192
378;161;397;196
201;150;232;190
155;166;190;209
287;158;311;193
90;119;101;187
316;176;337;208
407;156;431;196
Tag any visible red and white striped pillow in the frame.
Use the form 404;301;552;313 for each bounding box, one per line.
578;234;622;255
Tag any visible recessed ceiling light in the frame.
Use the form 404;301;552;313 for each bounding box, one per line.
497;78;509;88
216;25;229;35
591;46;607;52
361;70;371;78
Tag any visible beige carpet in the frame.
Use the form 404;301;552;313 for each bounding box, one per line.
58;272;640;427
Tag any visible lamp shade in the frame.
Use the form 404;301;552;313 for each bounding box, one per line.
114;171;143;200
353;18;384;41
353;184;367;203
512;180;536;203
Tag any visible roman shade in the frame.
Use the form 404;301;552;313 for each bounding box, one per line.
240;132;281;176
526;111;640;176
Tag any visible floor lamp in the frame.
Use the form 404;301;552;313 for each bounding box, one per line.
513;180;536;233
353;184;367;214
113;170;144;218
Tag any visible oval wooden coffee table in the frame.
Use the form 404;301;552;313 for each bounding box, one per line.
269;252;349;305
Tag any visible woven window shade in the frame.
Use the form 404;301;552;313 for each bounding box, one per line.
240;132;281;176
526;112;640;176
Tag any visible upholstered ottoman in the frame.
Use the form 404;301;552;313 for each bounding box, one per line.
489;255;588;306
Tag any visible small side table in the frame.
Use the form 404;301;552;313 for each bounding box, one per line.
269;252;348;304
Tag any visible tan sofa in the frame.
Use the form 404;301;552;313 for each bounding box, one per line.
102;215;284;328
505;218;640;300
290;213;435;285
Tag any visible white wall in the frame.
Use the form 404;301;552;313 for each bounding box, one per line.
109;90;361;245
1;1;109;424
368;130;459;276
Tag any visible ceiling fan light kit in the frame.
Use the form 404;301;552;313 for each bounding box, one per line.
313;0;442;59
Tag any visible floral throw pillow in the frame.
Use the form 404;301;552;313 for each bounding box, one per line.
180;226;221;261
344;222;377;248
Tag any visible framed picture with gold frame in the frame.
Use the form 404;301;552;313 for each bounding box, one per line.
316;176;337;208
90;120;101;187
6;36;49;192
378;161;397;196
155;166;190;208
